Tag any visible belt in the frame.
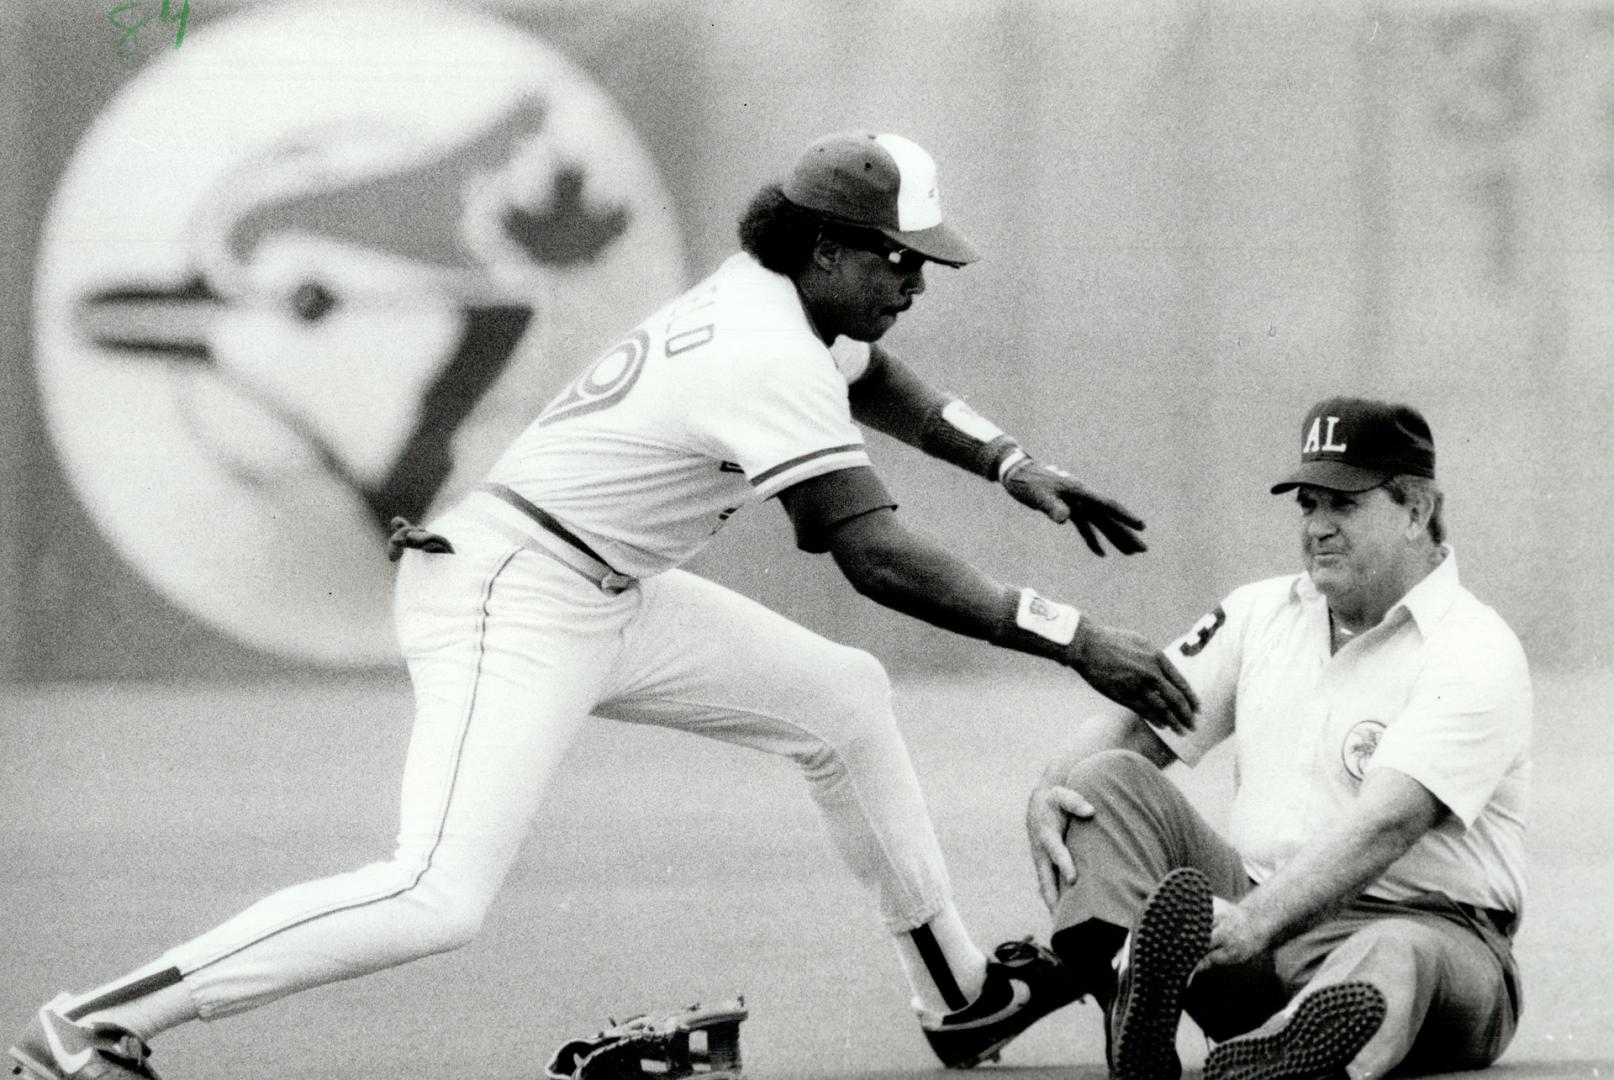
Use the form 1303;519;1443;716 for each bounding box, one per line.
476;483;636;595
1455;901;1517;939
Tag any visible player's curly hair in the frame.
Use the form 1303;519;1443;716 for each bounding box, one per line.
738;185;823;276
737;184;887;277
1383;474;1446;545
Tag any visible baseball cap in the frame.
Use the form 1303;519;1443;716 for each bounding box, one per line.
1269;396;1435;494
781;131;979;267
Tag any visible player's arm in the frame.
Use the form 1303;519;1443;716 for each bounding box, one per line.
777;466;1197;731
1202;769;1445;967
847;343;1148;557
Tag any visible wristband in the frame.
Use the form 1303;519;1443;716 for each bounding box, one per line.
919;399;1023;480
991;586;1082;662
1013;587;1081;645
995;448;1030;484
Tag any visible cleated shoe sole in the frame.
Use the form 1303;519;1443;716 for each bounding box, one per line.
1203;981;1387;1080
1111;867;1213;1080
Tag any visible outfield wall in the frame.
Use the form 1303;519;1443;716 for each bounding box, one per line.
1;0;1609;680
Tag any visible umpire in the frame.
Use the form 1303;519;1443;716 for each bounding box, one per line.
1025;397;1530;1080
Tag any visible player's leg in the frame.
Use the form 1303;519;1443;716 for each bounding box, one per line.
16;526;620;1074
595;570;978;995
1266;909;1519;1079
593;570;1063;1064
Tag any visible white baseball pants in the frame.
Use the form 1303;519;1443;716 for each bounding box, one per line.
156;509;955;1019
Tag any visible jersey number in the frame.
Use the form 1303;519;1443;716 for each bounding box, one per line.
537;329;650;427
1178;605;1226;657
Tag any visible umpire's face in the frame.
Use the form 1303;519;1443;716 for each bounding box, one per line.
808;236;928;342
1296;483;1417;608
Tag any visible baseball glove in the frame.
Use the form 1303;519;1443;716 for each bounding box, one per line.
544;999;748;1080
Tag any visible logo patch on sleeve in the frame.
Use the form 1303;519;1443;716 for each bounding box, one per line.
1341;719;1387;781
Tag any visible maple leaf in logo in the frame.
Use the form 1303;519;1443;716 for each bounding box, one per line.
502;165;629;267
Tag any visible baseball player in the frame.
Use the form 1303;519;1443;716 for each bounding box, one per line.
9;130;1198;1080
1024;397;1531;1080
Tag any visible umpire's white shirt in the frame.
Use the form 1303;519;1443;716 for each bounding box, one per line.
1159;550;1531;917
485;253;873;578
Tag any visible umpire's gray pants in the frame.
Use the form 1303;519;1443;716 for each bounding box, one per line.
1050;750;1522;1079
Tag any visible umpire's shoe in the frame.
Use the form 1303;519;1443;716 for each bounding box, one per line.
1202;982;1386;1080
9;995;162;1080
1109;867;1214;1080
920;939;1081;1068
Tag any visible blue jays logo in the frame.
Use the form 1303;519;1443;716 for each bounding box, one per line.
34;2;686;663
1341;719;1387;781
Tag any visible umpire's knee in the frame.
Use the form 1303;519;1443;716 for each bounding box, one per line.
1062;748;1171;797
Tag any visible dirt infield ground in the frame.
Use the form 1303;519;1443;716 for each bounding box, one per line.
2;668;1609;1080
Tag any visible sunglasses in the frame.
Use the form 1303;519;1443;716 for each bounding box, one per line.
872;243;928;275
822;227;928;274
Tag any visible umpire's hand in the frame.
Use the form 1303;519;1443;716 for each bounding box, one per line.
1026;779;1093;911
1002;457;1147;556
1065;620;1198;734
1202;896;1268;968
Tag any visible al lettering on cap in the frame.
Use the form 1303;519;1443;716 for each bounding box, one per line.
782;131;979;267
1270;396;1436;494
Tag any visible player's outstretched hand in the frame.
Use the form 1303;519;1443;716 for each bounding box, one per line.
1002;457;1147;556
1026;779;1094;911
1065;620;1198;733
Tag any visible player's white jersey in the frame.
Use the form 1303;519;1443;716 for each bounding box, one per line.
486;253;874;578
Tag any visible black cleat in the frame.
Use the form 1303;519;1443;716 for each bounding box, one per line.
920;939;1081;1068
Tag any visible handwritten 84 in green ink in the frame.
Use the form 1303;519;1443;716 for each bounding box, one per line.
108;0;189;58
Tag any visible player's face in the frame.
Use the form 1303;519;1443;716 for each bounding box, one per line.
826;242;927;342
1296;484;1412;606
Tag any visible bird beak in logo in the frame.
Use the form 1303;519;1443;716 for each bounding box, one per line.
71;94;633;533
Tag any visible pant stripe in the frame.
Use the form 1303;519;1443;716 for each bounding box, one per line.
182;548;521;976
